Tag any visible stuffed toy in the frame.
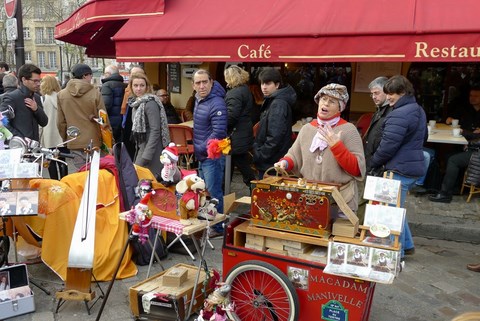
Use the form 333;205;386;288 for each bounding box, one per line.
160;142;181;186
125;191;154;243
196;283;234;321
175;174;206;225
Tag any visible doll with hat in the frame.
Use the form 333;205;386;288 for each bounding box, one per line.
126;190;155;243
159;142;181;186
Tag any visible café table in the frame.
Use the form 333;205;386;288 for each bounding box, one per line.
427;130;468;145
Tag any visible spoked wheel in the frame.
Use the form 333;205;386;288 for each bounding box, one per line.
225;260;300;321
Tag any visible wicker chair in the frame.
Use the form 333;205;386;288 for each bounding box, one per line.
461;151;480;202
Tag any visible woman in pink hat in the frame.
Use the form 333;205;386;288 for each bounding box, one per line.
274;83;365;213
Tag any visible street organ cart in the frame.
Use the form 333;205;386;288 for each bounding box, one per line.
222;174;403;321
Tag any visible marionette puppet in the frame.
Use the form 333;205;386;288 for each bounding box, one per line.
159;142;181;186
125;191;155;243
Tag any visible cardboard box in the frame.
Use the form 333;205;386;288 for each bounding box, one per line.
0;264;35;320
130;263;212;321
163;267;188;287
284;244;312;254
266;248;288;256
245;234;265;247
265;237;284;250
284;239;309;250
244;243;266;251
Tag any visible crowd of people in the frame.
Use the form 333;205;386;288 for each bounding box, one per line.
1;60;479;270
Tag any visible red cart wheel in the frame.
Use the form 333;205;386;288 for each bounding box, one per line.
225;260;300;321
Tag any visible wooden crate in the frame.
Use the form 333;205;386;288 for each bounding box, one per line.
129;263;211;321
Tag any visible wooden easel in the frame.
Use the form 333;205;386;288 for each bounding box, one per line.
358;172;401;250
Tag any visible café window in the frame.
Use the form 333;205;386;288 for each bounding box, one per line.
407;63;480;122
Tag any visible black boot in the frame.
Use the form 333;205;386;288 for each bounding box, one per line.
428;192;452;203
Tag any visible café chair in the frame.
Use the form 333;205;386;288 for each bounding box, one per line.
168;124;195;169
355;112;373;138
460;152;480;202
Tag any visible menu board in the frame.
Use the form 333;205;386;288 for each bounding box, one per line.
167;63;181;94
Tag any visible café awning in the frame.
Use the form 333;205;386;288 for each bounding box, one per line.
112;0;480;62
54;0;164;58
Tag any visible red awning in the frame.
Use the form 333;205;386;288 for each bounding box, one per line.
113;0;480;62
54;0;164;58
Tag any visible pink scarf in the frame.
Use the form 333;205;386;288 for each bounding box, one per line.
309;113;341;153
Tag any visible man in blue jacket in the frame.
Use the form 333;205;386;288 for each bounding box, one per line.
192;69;228;238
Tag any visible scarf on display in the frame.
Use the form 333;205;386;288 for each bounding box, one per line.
131;94;170;148
309;113;341;153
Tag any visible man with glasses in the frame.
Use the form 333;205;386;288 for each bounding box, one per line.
364;76;392;172
0;63;48;141
156;89;181;124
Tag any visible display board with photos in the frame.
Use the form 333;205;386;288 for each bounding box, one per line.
0;149;40;179
323;241;399;284
0;191;39;216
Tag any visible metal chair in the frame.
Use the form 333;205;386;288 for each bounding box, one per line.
168;124;195;169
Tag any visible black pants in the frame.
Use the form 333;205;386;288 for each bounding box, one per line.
441;150;473;195
47;147;69;180
231;152;256;188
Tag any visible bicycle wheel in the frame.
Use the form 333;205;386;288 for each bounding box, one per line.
225;260;300;321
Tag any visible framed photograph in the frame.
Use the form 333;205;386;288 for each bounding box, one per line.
363;204;406;232
363;176;401;205
287;266;309;290
16;191;39;215
0;192;17;216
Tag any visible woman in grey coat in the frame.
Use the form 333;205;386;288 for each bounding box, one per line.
128;72;170;179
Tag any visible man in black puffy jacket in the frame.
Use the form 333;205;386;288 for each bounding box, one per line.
101;65;126;143
253;67;296;178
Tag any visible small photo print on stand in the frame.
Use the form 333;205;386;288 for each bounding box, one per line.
371;248;399;275
16;191;39;215
14;163;40;179
0;192;17;216
347;246;369;267
363;176;401;205
287;266;309;290
329;242;346;265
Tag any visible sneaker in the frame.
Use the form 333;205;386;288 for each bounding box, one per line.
208;229;224;239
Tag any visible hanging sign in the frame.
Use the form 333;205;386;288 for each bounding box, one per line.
4;0;18;19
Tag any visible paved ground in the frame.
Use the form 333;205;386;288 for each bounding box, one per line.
3;171;480;321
